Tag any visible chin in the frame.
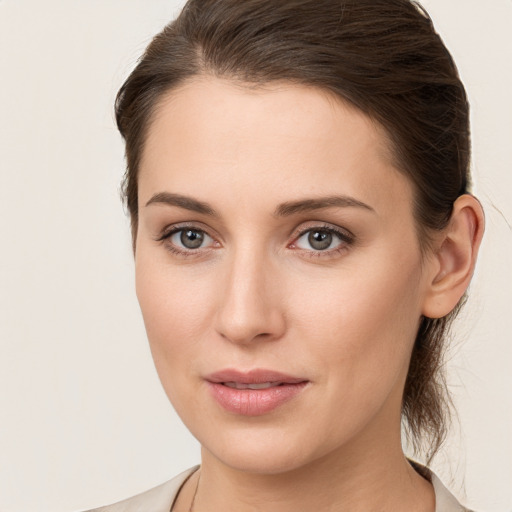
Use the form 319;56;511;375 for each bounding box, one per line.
194;421;337;476
206;444;313;475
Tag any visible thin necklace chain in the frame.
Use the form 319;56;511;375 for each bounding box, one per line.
188;468;201;512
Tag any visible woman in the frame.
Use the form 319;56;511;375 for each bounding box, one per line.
88;0;484;510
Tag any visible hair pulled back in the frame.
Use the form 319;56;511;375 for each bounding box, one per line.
115;0;471;463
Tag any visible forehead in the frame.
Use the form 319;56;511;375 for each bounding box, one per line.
139;77;412;217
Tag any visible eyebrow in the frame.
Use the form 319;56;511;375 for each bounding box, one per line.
275;195;375;217
145;192;217;216
145;192;375;217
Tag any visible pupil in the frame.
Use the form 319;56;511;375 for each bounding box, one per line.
181;230;204;249
308;230;332;250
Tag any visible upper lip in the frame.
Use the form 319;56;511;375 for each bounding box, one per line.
205;368;307;385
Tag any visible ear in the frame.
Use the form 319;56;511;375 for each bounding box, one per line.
422;194;485;319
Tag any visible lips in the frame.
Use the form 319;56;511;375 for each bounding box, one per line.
205;369;309;416
223;381;283;390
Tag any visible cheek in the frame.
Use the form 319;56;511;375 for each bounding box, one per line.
292;256;424;385
134;253;221;419
134;249;217;372
285;264;424;446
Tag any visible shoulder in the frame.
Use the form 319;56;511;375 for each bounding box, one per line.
81;466;199;512
408;459;473;512
431;472;474;512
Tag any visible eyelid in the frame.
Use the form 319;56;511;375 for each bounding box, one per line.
155;222;221;257
154;221;355;258
156;222;218;243
287;222;356;257
290;222;355;245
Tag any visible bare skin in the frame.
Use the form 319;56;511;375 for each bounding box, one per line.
136;77;483;512
172;450;434;512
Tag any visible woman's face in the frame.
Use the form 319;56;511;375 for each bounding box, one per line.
135;78;435;474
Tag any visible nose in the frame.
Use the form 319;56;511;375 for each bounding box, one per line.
215;248;286;345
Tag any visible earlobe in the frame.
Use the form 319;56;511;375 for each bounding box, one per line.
422;194;485;319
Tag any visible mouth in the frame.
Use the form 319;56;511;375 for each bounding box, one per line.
205;369;309;416
222;381;287;390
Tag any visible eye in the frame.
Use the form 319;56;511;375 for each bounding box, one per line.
169;228;214;250
155;224;219;258
293;227;352;252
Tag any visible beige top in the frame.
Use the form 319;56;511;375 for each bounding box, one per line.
83;465;472;512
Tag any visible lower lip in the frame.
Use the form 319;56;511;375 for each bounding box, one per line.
207;382;308;416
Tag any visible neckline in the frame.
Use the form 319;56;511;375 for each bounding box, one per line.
169;463;468;512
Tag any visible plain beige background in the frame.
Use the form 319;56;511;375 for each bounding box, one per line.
0;1;510;511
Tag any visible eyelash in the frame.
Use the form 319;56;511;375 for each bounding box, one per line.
290;224;355;258
155;223;355;259
155;224;218;258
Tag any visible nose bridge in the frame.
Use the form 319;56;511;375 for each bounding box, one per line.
215;241;284;344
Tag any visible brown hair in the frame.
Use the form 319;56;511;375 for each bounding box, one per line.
115;0;470;463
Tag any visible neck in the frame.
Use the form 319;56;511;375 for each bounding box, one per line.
192;428;434;512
